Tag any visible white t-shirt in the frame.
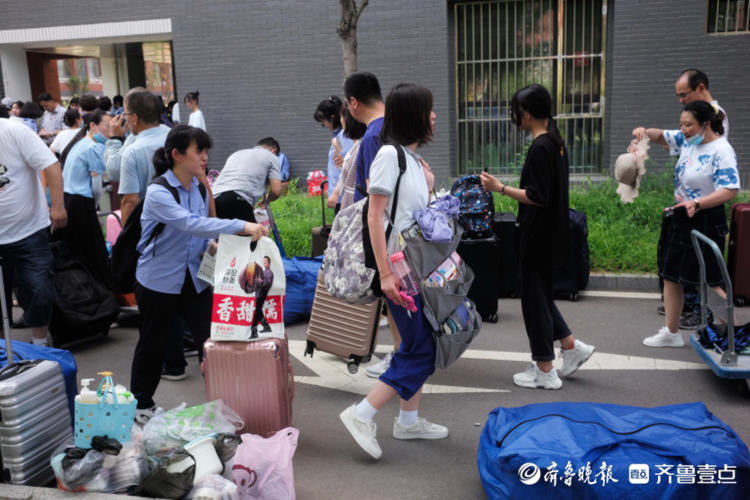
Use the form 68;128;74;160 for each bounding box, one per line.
188;110;206;131
50;127;79;155
211;146;281;207
368;144;429;233
712;100;729;138
0;118;58;244
663;131;740;201
171;102;180;123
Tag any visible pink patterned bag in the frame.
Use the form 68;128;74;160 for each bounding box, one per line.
231;427;298;500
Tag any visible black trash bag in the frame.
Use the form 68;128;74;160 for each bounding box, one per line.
137;448;195;499
91;435;123;455
214;433;242;465
61;449;105;489
61;447;88;469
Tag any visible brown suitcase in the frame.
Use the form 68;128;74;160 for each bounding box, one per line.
728;202;750;306
304;269;382;374
203;337;294;437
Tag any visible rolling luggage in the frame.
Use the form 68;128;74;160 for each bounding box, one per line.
493;212;519;298
552;208;590;301
305;269;382;374
49;241;119;347
0;266;74;486
311;181;331;257
728;202;750;306
203;336;294;437
457;238;499;323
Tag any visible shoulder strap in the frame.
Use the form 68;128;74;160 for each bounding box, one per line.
387;144;408;227
144;176;180;254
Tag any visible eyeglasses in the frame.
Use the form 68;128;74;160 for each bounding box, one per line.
676;89;695;99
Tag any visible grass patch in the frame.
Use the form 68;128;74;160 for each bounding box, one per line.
271;173;750;272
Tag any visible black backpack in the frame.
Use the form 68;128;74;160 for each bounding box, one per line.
111;177;206;294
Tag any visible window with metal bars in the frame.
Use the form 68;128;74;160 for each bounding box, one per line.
454;0;606;175
707;0;750;33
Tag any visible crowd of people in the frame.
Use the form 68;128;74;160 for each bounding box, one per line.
0;66;740;459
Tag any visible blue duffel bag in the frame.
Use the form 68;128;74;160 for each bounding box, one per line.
477;402;750;499
282;256;322;324
0;339;78;423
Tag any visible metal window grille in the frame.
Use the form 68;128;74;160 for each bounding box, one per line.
454;0;607;175
707;0;750;33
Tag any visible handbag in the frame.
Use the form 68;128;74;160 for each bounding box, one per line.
323;144;407;304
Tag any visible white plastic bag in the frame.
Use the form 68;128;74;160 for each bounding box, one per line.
143;400;244;455
187;473;239;500
231;427;298;500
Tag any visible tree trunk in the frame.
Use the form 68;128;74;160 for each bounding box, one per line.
341;29;358;78
338;0;368;80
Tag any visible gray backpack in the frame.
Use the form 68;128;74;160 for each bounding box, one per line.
323;145;407;304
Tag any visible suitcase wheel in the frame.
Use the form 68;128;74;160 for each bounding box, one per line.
570;292;579;302
735;296;747;307
347;361;359;374
305;340;316;357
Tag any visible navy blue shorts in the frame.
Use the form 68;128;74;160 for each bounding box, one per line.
0;228;55;327
380;295;436;401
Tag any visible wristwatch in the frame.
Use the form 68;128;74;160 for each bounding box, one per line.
694;200;701;212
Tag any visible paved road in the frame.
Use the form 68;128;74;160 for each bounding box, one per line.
3;293;749;499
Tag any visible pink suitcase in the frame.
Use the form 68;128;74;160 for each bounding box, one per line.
203;337;294;437
106;210;123;246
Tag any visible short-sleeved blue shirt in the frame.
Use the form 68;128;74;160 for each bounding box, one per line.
353;117;384;203
62;137;106;198
118;126;170;198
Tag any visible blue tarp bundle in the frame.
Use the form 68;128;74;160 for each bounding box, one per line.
282;256;322;324
477;402;750;499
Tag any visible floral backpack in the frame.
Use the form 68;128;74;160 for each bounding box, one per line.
323;145;407;304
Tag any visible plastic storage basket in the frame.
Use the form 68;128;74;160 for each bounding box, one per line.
74;371;137;448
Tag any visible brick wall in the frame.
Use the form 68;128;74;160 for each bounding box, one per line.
0;0;453;182
607;0;750;186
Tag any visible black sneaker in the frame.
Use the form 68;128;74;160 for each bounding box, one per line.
679;311;701;330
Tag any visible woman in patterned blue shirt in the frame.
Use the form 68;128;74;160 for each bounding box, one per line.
633;100;739;348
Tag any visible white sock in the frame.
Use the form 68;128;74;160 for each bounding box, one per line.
355;398;378;422
31;337;48;346
398;409;418;427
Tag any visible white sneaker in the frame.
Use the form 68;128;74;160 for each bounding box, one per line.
643;326;684;347
365;351;393;378
513;363;563;390
559;340;595;377
393;417;449;440
134;406;161;426
339;404;382;459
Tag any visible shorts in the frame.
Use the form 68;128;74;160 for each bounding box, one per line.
657;205;727;287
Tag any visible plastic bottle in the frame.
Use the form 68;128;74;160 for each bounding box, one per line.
76;378;99;404
389;251;420;296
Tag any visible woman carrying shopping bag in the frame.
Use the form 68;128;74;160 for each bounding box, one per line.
480;84;595;390
131;125;266;424
338;83;445;460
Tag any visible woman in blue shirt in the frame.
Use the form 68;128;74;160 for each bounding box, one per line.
60;109;111;285
633;101;739;348
131;125;267;423
314;96;353;209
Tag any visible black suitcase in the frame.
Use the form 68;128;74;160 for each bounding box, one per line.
311;181;331;257
552;208;590;301
493;212;520;298
49;241;119;347
457;237;499;323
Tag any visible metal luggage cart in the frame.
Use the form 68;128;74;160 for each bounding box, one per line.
689;230;750;385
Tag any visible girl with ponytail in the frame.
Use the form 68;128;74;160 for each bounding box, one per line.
633;100;739;348
131;125;267;422
60;108;112;286
184;91;206;131
481;83;596;390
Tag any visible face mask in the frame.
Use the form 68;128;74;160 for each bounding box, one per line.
93;133;107;144
685;125;706;146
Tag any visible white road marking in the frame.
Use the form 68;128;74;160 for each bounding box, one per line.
289;340;706;396
579;290;662;300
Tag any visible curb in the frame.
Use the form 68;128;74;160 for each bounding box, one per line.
588;272;660;292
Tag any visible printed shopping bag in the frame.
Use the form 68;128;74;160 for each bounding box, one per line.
210;235;286;341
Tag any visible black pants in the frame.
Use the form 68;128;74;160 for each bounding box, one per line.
63;193;110;287
131;274;212;409
252;287;270;327
215;191;256;222
519;267;571;362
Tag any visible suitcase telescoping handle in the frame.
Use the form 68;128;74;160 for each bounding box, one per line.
320;180;328;230
0;265;15;366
